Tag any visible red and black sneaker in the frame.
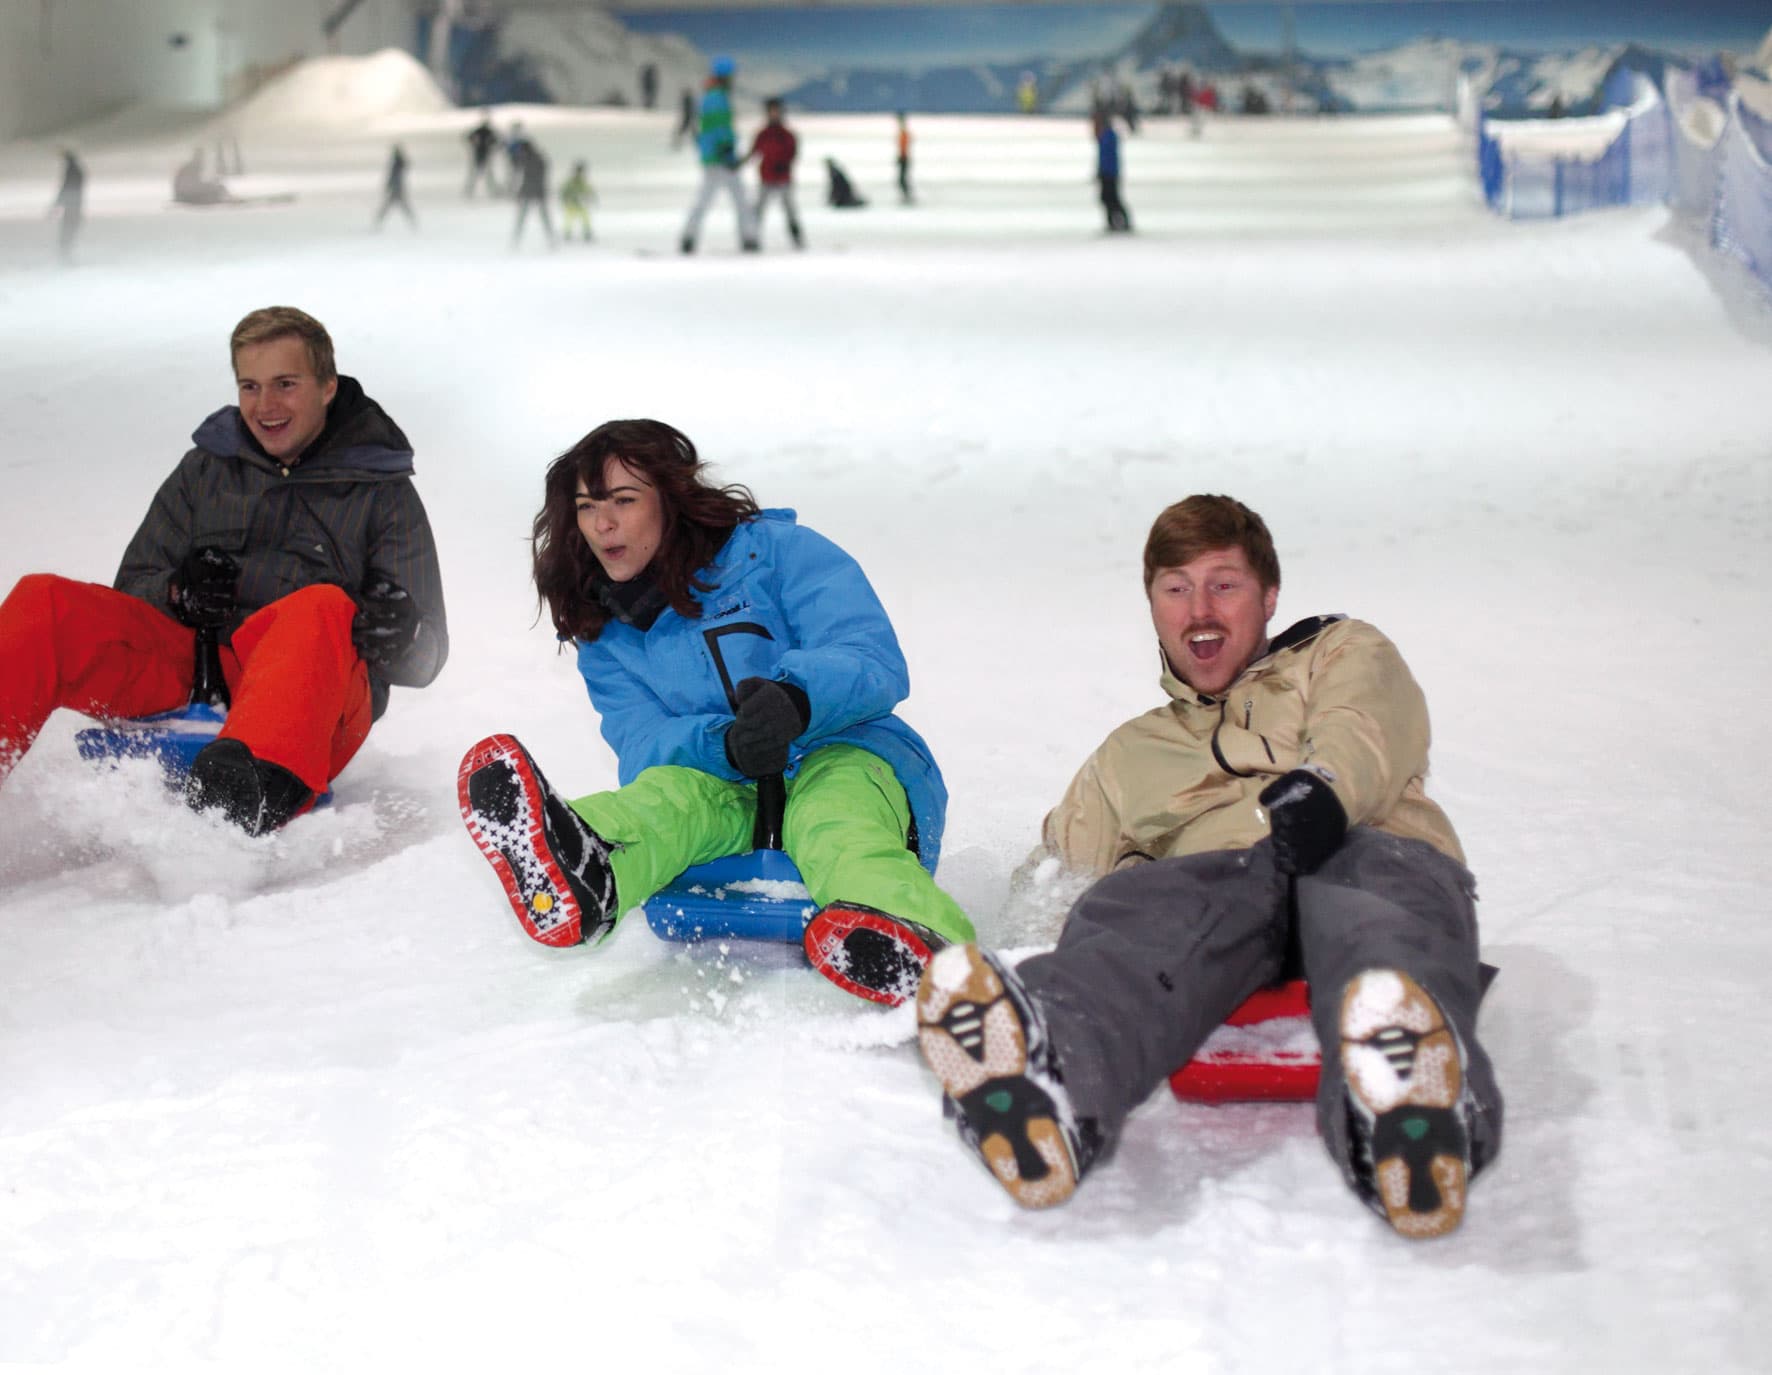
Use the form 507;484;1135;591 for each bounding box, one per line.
457;734;618;948
802;902;944;1006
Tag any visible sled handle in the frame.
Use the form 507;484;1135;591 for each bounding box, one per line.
753;773;786;850
189;623;231;710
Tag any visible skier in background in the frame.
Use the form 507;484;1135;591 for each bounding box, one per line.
464;110;500;196
680;56;758;254
744;97;804;249
672;88;696;149
512;141;556;249
825;157;866;209
373;144;418;231
560;158;596;242
1116;80;1141;133
1093;111;1132;234
0;306;447;835
505;121;533;196
912;494;1503;1240
172;148;232;206
49;148;85;263
894;110;914;204
457;418;977;1006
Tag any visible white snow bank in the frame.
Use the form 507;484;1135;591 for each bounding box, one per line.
220;49;452;131
1483;107;1628;160
1737;72;1772;122
499;9;707;108
1675;93;1730;147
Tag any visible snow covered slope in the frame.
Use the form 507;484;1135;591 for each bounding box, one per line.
0;101;1769;1372
222;48;454;130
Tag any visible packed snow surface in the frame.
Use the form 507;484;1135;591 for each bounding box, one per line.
2;84;1770;1373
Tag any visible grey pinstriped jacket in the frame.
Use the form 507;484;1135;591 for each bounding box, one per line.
113;376;447;720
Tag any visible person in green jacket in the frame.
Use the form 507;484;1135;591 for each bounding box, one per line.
560;159;595;242
679;56;758;254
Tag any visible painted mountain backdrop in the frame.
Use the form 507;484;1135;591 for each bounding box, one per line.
460;3;1767;117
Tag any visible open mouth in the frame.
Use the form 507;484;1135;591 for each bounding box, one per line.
1187;630;1226;663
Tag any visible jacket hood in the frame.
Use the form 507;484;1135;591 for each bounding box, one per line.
192;375;416;477
1159;614;1345;705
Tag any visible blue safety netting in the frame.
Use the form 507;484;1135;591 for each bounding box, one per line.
1478;76;1669;219
1716;98;1772;290
1477;67;1772;299
1665;69;1727;220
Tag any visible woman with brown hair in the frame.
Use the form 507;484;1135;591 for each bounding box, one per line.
457;418;973;1005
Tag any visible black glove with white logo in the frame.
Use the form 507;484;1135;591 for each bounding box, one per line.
1259;769;1348;876
724;677;810;779
352;577;422;670
171;546;240;629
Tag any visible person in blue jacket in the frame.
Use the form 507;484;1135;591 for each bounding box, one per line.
1093;111;1131;233
457;418;974;1005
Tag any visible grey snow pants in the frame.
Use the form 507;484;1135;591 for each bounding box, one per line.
1015;829;1504;1190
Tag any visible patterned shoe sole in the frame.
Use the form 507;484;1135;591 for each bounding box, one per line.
803;904;935;1007
916;945;1077;1210
1341;969;1468;1239
457;734;583;948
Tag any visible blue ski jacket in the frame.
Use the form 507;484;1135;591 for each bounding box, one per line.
575;510;947;871
1096;123;1121;179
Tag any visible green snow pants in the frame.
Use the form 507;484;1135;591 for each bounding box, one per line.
567;743;975;943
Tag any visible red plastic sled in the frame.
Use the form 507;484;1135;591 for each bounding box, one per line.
1168;979;1321;1103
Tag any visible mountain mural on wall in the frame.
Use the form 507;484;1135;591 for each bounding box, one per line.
773;4;1701;118
462;3;1760;119
777;5;1247;114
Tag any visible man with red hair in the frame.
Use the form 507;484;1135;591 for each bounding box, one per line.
915;494;1503;1239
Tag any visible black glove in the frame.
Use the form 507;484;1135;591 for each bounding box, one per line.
352;577;422;670
723;677;810;779
171;546;240;629
1259;768;1348;876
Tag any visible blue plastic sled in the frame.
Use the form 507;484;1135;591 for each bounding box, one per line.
75;701;228;781
642;775;811;943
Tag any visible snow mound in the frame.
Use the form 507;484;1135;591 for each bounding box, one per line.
1674;93;1729;146
223;49;452;130
499;10;707;108
1739;72;1772;122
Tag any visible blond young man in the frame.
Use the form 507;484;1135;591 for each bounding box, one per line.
0;307;447;834
916;495;1502;1238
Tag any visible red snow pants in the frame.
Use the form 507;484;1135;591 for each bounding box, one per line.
0;574;372;793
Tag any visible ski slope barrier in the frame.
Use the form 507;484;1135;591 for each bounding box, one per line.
1476;69;1772;298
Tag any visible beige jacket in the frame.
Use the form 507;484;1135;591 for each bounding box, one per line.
1037;616;1463;876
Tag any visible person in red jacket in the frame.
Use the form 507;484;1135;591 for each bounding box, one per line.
744;97;804;249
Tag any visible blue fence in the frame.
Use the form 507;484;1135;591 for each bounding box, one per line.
1714;98;1772;289
1476;71;1772;298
